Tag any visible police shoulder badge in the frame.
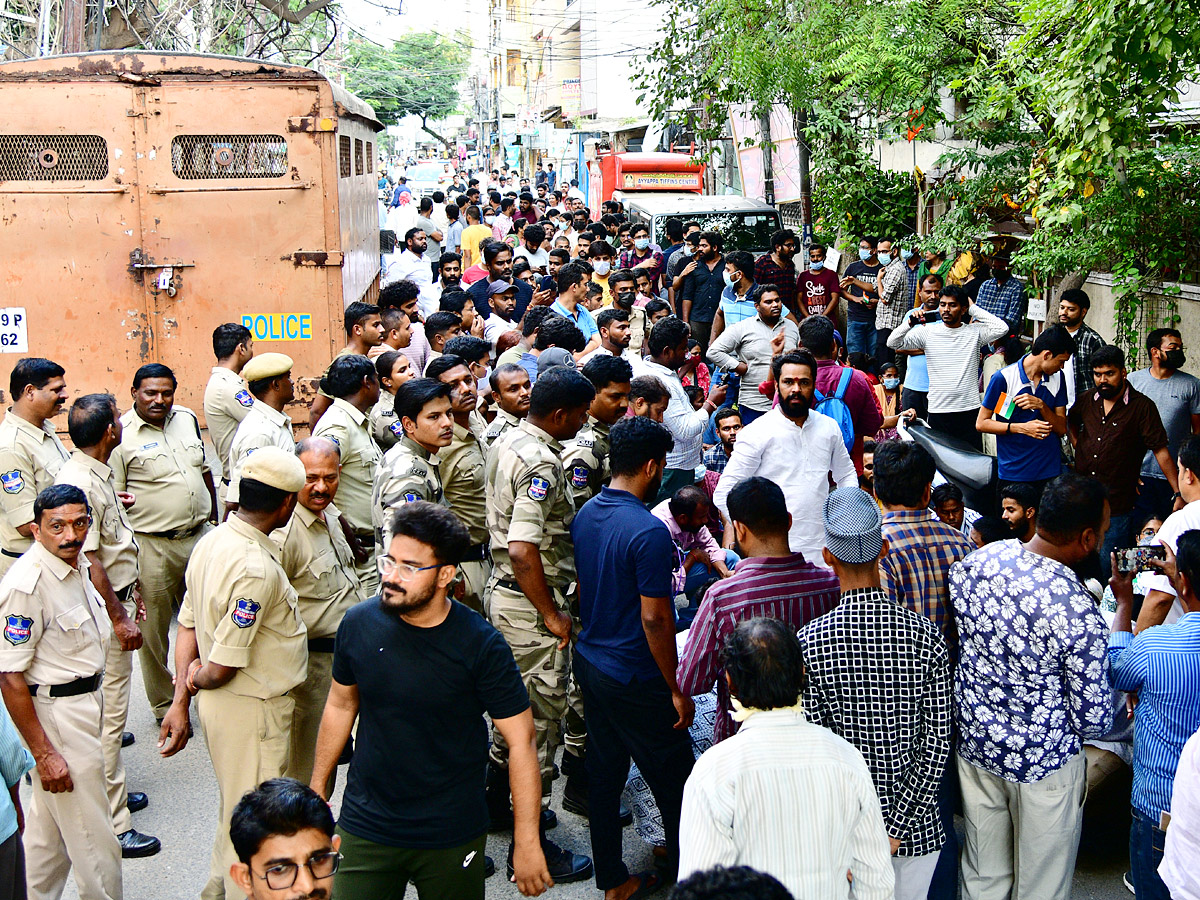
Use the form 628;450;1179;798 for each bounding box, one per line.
0;471;23;495
3;615;32;645
570;465;589;489
231;598;261;629
403;492;420;503
389;421;404;436
235;389;254;408
528;475;550;501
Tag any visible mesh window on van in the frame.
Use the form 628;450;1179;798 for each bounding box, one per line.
354;139;364;176
0;134;109;181
339;135;352;178
171;135;288;179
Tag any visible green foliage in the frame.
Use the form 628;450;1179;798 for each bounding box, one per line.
342;34;468;138
811;157;918;244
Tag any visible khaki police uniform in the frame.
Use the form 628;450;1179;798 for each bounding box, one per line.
272;501;361;787
311;398;382;596
482;407;522;450
0;543;121;900
484;421;576;800
559;416;613;760
225;400;294;505
111;406;212;719
369;392;402;452
0;411;70;580
440;422;490;614
371;436;445;547
180;516;307;900
56;451;140;836
202;367;253;504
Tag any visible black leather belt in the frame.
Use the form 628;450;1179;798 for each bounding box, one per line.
114;583;135;604
142;522;204;541
461;542;490;563
495;578;521;592
307;637;336;653
29;673;102;698
1;549;20;559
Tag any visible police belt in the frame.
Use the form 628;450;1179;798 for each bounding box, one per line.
307;637;336;653
0;549;20;559
28;672;102;698
495;578;522;593
142;521;205;541
461;542;490;563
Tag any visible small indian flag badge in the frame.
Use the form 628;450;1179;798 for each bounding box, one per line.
998;392;1018;420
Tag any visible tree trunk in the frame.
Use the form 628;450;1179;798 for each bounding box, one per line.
419;117;453;150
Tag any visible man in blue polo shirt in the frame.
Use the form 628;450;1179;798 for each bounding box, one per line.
976;325;1074;496
551;263;600;360
572;416;694;900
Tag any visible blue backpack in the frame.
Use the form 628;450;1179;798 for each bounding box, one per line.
813;366;856;454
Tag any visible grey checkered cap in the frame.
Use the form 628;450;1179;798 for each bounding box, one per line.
823;486;884;564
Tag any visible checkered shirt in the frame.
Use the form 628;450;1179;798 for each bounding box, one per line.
1070;323;1107;399
875;259;912;330
799;587;953;857
879;508;975;655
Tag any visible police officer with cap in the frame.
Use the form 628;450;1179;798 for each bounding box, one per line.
203;324;255;506
370;378;454;548
311;355;383;596
0;484;122;900
0;358;70;581
159;446;308;900
225;353;296;512
273;437;361;790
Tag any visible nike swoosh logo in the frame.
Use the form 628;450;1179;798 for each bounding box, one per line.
462;850;477;868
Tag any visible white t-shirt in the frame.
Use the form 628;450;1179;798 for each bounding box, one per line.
514;245;550;272
1138;499;1200;624
484;315;519;350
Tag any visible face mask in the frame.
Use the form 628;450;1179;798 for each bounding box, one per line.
883;377;900;390
682;245;695;257
593;261;611;276
556;220;568;231
634;237;650;251
810;259;825;271
901;249;913;260
723;271;737;287
878;252;892;266
485;215;496;225
616;290;636;307
1164;349;1187;369
859;248;872;261
480;365;492;386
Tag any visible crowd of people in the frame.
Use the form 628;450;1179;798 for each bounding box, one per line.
0;170;1197;900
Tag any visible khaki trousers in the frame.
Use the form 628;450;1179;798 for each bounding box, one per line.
286;649;334;791
136;529;207;717
25;690;122;900
458;560;491;616
102;594;136;836
198;690;292;900
958;751;1086;900
488;581;568;804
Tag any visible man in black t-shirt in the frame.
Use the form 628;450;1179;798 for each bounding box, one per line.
840;235;883;358
309;501;552;898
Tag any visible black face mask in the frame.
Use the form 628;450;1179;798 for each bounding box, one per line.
1163;349;1187;369
616;291;636;308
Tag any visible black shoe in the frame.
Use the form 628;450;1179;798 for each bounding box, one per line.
562;773;633;826
118;829;161;858
507;836;592;883
121;731;135;748
484;855;495;878
126;792;148;813
541;808;557;830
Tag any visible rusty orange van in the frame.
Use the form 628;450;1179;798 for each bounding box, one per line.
0;52;383;425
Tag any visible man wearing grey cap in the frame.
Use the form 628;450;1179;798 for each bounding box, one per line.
158;446;309;900
798;486;953;900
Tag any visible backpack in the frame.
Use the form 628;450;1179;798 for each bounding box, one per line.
813;366;856;454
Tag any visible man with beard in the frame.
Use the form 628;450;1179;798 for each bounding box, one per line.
468;242;534;323
1057;288;1106;407
427;356;491;614
1130;327;1200;521
484;364;532;448
753;230;801;319
385;227;440;317
999;482;1038;542
708;285;800;426
0;358;70;579
432;252;463;304
309;501;551;898
579;309;635;368
713;350;857;562
1070;344;1177;576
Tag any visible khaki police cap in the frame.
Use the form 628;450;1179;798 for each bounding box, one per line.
242;353;293;382
239;446;305;493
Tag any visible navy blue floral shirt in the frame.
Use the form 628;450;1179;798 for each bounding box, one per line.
950;540;1112;783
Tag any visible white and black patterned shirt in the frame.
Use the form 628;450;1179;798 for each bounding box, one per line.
799;587;953;857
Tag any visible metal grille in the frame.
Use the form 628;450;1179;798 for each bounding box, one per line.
0;134;108;181
339;135;351;178
170;134;288;180
354;139;364;175
366;142;374;173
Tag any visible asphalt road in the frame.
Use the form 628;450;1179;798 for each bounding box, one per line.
36;625;1135;900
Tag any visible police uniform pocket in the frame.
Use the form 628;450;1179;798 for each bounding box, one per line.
54;604;92;652
135;446;175;480
185;442;206;468
309;551;340;592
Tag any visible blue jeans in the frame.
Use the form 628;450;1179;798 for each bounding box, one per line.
1130;808;1170;900
847;318;875;356
677;551;740;629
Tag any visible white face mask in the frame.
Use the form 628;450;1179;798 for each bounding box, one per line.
593;260;611;276
682;245;695;257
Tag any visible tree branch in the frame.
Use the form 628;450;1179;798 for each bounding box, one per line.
418;115;453;149
252;0;331;25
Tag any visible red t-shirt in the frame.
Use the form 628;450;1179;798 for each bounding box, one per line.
798;268;842;317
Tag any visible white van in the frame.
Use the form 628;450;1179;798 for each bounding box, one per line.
617;193;783;255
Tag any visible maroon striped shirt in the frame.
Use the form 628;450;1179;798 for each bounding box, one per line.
677;553;840;743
